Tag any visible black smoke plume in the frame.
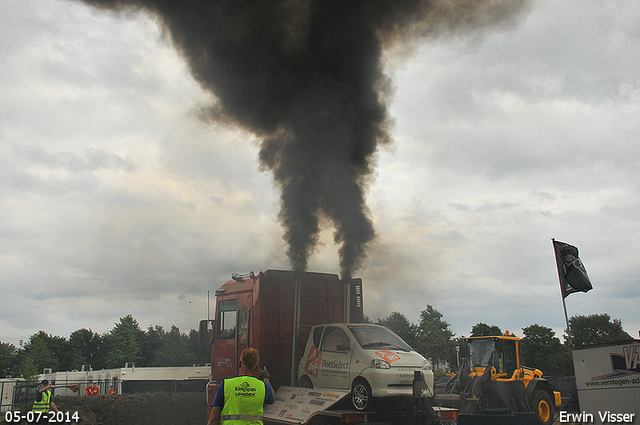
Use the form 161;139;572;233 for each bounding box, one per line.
73;0;530;280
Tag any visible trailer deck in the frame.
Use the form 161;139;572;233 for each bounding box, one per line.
263;386;458;425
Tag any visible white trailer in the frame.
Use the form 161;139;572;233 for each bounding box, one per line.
37;364;210;396
1;379;21;413
572;340;640;424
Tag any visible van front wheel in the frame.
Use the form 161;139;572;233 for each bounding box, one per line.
298;375;313;388
351;378;374;411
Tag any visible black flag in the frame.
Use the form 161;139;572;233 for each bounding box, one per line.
553;239;593;298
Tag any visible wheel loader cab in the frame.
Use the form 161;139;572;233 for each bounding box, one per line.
467;336;520;381
492;339;518;378
445;333;562;425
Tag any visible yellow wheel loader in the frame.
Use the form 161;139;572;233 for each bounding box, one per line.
435;332;561;425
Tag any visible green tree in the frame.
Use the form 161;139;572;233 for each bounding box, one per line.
14;355;39;380
0;340;18;377
142;325;167;366
104;315;146;368
4;322;212;376
568;314;633;348
19;331;68;373
154;326;193;366
470;323;502;337
520;324;573;376
68;329;106;370
188;329;211;365
376;312;419;349
415;305;455;368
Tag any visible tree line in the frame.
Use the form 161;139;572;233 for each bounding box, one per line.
370;305;633;376
0;315;209;379
1;308;633;379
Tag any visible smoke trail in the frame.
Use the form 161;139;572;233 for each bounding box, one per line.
73;0;530;280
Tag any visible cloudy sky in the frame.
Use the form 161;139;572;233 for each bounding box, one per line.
2;0;639;348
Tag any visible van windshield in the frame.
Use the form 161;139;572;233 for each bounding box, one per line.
348;325;412;352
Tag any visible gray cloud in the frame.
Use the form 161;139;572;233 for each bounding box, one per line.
1;0;639;345
14;144;134;173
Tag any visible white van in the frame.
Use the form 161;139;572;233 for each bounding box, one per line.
297;323;434;411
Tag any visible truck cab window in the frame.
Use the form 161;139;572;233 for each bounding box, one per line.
218;299;237;340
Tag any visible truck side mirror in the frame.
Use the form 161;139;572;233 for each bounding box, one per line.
199;319;215;343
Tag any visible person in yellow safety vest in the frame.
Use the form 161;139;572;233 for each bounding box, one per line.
207;348;275;425
32;379;59;424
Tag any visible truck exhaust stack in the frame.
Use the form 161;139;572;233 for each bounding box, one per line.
291;275;302;386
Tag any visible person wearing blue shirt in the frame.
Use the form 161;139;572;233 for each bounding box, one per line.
32;380;59;424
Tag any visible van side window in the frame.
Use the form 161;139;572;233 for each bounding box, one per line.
321;327;350;352
313;327;324;348
218;299;237;340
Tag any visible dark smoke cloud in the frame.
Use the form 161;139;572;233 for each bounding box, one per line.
72;0;530;280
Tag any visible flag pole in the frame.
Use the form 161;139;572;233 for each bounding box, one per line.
561;295;571;345
552;238;572;345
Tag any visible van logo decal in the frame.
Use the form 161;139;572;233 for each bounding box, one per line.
375;350;401;363
304;346;323;378
592;344;640;381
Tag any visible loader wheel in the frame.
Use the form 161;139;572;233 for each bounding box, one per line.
351;378;375;411
298;375;313;389
532;389;554;425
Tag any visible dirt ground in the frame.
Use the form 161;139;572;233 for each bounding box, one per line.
7;393;207;425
